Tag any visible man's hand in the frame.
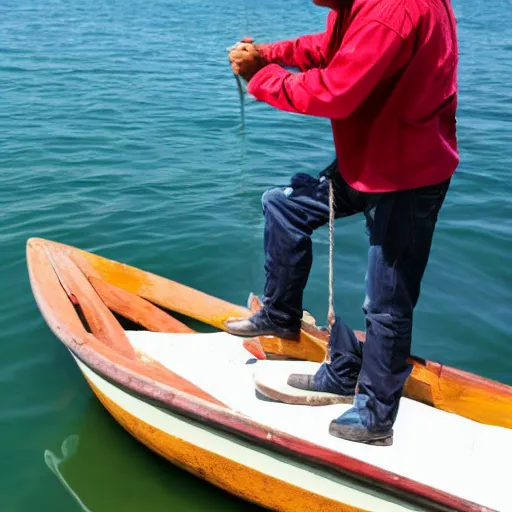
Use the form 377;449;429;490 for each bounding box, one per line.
228;39;267;82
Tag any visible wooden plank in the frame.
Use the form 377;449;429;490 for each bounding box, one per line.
242;339;267;360
46;247;136;360
52;240;250;329
89;277;194;334
434;362;512;429
27;238;92;344
27;239;225;407
90;275;266;361
49;240;326;362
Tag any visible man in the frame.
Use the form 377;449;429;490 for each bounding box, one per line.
226;0;458;446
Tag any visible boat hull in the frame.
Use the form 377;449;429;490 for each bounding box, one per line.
76;354;429;512
27;238;510;512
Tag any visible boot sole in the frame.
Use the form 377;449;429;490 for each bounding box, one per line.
254;375;354;406
329;421;393;446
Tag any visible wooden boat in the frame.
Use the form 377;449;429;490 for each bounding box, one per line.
27;237;512;512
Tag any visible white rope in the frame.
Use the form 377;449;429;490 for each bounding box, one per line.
327;178;336;332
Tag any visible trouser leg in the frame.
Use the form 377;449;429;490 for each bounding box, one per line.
262;161;364;327
343;180;451;432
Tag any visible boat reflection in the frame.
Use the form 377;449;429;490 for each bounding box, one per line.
45;434;92;512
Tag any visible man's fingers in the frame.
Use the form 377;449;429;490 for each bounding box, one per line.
229;49;249;61
241;36;254;43
228;51;241;63
233;43;254;53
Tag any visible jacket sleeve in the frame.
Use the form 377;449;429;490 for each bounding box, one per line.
258;11;336;71
248;22;407;119
259;33;328;71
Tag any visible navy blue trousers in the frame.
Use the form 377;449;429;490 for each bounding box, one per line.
261;161;450;431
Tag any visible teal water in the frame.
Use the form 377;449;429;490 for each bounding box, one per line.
1;0;511;510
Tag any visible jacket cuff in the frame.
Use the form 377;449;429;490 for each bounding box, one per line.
258;43;273;63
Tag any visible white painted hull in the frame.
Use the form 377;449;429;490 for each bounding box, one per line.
74;355;427;511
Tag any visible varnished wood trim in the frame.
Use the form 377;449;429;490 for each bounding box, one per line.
89;277;194;333
46;247;136;360
26;238;225;407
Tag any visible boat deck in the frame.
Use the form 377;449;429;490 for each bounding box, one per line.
127;331;511;512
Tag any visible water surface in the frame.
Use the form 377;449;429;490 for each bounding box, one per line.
1;0;511;510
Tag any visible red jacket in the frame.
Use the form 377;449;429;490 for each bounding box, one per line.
248;0;459;193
